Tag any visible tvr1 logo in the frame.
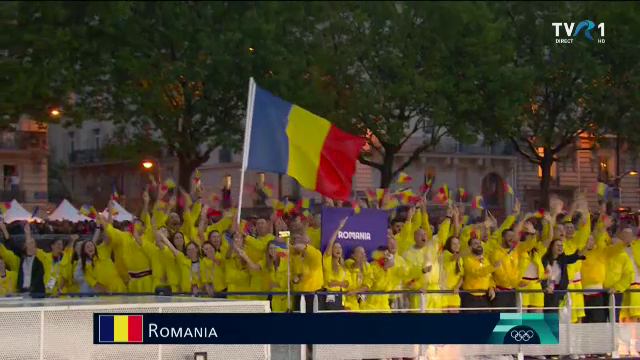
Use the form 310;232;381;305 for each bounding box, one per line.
551;21;605;44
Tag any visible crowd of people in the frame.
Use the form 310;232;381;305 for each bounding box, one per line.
0;183;639;357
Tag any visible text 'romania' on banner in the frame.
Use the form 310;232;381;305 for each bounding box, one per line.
243;81;366;201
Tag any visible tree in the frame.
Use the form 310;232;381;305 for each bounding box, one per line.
278;2;526;189
4;1;308;191
487;1;640;208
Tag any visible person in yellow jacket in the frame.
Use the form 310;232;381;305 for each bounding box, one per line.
158;230;205;295
442;236;464;312
307;213;322;250
34;236;71;295
99;211;154;294
224;232;254;300
361;247;404;312
322;217;350;310
0;258;17;296
244;216;276;264
80;240;127;293
461;237;502;311
290;233;323;313
344;246;373;311
488;214;539;312
202;240;227;297
264;240;290;312
618;226;640;323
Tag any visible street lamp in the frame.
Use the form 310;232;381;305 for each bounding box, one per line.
142;161;154;169
50;109;61;117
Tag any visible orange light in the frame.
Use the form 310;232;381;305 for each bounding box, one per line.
50;109;60;117
142;161;153;169
630;171;638;176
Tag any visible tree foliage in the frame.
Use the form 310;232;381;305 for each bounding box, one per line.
5;1;309;190
486;1;640;207
282;2;527;188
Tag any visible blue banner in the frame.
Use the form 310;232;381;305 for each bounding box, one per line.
93;313;559;345
321;207;389;260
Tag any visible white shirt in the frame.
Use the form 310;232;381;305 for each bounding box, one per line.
550;262;561;285
10;175;19;186
22;255;35;289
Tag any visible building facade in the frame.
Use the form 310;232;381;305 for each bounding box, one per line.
0;117;49;208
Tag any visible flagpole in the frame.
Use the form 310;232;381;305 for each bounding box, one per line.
237;78;256;224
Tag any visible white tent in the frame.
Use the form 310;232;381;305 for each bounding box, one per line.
48;199;92;222
101;201;134;222
0;199;43;223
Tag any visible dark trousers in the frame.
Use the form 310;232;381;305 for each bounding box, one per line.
492;289;516;312
604;292;623;323
543;292;565;313
584;293;607;323
461;292;491;312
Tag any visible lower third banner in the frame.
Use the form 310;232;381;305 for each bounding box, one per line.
94;313;559;345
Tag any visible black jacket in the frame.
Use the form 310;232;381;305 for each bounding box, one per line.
17;255;46;295
541;251;585;291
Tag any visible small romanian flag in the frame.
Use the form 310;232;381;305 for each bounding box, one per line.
98;315;143;343
352;201;361;214
298;199;310;210
194;169;201;185
111;185;119;201
375;188;387;202
595;182;607;197
504;183;515;196
397;172;412;185
263;184;274;198
164;178;176;189
472;196;484;210
0;202;11;215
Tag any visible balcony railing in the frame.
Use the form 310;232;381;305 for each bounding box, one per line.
69;149;104;164
0;131;48;151
430;141;516;155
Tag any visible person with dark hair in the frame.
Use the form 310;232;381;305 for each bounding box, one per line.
540;239;585;313
0;222;45;297
442;236;464;312
461;237;502;312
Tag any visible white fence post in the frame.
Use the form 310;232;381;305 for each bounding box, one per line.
40;309;45;360
517;291;524;360
610;293;619;359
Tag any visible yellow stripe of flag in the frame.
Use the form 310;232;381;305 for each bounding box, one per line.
113;315;129;342
286;105;332;191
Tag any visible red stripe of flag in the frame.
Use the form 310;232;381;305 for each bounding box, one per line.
127;315;143;343
315;126;366;201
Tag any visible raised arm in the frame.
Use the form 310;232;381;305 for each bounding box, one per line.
325;217;348;257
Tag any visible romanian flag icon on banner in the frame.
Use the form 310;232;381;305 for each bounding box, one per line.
243;79;366;201
472;196;484;210
98;315;143;343
397;172;412;185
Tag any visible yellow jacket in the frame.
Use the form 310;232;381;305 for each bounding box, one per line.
202;252;227;292
291;245;323;292
462;255;495;295
489;236;537;289
322;254;349;292
0;270;17;296
83;243;127;293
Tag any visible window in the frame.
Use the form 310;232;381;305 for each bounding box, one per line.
68;131;75;154
93;128;101;149
537;148;557;180
221;175;232;209
219;147;232;163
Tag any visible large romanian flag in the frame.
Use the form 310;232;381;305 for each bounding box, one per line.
244;80;365;200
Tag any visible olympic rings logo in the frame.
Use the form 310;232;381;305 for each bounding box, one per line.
510;329;534;342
